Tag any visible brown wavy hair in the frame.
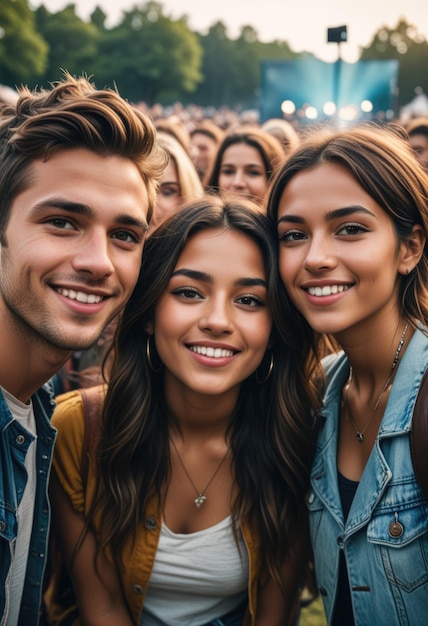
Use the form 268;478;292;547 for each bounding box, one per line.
90;194;317;585
0;72;167;240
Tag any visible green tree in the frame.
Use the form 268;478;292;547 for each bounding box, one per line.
34;4;100;86
92;2;202;104
360;19;428;106
191;22;236;107
0;0;48;86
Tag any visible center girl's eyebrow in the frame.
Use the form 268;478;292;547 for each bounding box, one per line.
278;205;375;224
171;268;267;288
32;198;149;230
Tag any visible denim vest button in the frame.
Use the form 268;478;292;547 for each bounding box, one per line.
389;519;404;538
132;584;144;594
16;434;25;444
307;492;315;504
337;536;344;547
145;517;157;530
0;521;6;532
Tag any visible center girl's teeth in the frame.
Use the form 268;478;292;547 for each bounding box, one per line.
190;346;234;358
308;285;349;296
58;288;102;304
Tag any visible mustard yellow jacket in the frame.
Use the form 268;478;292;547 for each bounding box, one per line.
45;388;262;625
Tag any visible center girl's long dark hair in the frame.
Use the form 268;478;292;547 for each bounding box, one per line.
90;194;317;584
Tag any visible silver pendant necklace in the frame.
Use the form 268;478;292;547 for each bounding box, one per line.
343;322;409;443
170;437;230;508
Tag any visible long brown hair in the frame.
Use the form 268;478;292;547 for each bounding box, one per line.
89;194;316;584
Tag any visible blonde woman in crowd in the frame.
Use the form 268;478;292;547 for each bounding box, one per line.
150;132;204;231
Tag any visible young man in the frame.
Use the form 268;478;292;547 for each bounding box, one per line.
0;73;166;625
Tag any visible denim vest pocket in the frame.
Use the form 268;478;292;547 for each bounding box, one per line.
367;499;428;592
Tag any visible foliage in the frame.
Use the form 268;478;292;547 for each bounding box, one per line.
33;4;100;86
89;2;202;103
0;0;48;85
360;18;428;106
1;2;427;110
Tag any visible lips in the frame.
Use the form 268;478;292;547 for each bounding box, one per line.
306;284;350;297
56;287;104;304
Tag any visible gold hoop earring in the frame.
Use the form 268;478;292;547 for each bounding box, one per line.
256;351;274;384
146;335;162;373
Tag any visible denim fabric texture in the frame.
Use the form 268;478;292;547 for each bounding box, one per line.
0;384;56;626
309;328;428;625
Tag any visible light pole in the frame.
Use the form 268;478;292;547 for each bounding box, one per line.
327;26;347;119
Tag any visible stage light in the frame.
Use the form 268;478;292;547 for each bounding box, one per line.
323;101;336;115
281;100;296;115
305;106;318;120
361;100;373;113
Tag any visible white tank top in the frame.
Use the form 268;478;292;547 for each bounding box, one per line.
141;515;248;625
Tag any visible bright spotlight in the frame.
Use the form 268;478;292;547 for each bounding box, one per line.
305;106;318;120
323;101;336;115
338;105;359;121
361;100;373;113
281;100;296;115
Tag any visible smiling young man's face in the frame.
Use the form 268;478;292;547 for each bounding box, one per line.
0;147;150;354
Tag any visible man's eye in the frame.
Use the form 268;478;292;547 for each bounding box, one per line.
112;231;137;243
48;218;74;229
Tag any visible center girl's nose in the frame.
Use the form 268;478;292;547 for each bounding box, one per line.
198;296;234;335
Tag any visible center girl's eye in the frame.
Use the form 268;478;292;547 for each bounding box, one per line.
278;229;306;242
173;287;202;300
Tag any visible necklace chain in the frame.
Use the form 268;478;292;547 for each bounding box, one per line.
170;437;230;508
344;322;409;443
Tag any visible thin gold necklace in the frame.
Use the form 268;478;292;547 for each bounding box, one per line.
343;322;409;443
170;437;230;508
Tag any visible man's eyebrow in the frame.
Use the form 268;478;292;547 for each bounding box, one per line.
278;205;375;224
171;268;267;287
32;199;148;230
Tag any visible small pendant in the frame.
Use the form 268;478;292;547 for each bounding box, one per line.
194;494;207;508
356;432;364;443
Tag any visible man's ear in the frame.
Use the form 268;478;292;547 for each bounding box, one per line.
398;224;426;275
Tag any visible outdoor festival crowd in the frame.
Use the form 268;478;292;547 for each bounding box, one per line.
1;74;428;626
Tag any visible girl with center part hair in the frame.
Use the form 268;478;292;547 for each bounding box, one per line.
267;123;428;625
46;195;316;625
206;127;284;209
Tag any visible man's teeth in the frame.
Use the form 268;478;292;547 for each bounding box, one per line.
190;346;234;358
308;285;349;297
58;288;102;304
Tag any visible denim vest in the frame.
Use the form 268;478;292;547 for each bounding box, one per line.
308;328;428;625
0;384;56;626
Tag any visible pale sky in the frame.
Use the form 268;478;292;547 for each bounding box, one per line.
31;0;428;62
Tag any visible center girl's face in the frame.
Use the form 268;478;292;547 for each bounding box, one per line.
218;143;269;204
153;227;272;400
276;162;409;337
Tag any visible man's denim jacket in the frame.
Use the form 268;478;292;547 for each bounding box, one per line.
0;384;56;625
308;328;428;625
